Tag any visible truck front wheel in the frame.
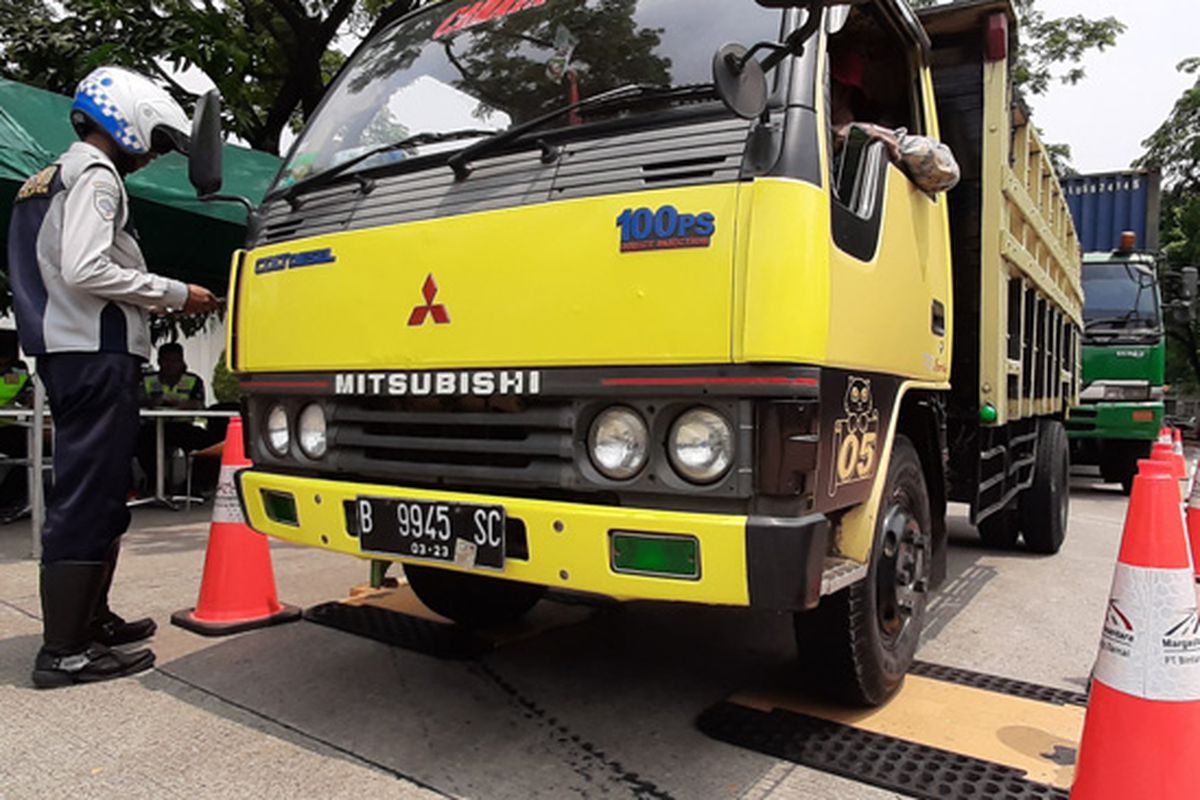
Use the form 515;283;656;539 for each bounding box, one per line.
793;435;932;706
1099;439;1150;495
1018;420;1070;555
405;565;546;629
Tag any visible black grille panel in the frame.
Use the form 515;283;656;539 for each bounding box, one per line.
252;115;753;246
331;400;577;487
551;117;748;200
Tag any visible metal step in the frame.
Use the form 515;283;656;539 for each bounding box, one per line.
819;556;868;596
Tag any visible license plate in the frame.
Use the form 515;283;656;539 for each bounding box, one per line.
355;497;505;570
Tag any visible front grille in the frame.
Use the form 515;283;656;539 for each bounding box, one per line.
331;399;577;487
245;393;758;512
1065;405;1097;432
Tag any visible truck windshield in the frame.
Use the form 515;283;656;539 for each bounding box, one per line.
273;0;784;193
1082;262;1161;332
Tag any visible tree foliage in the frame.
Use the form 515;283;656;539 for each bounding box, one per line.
1138;58;1200;193
911;0;1124;97
1137;60;1200;389
1;0;1126;157
0;0;431;155
1152;198;1200;393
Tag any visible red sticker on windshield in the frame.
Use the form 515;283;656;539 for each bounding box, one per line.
434;0;547;39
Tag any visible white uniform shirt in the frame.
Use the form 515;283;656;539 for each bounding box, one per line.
20;141;188;357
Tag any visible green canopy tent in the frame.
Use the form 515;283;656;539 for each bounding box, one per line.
0;78;281;294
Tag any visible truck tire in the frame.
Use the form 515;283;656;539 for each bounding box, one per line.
977;506;1019;549
1099;440;1150;495
405;565;546;629
1018;420;1070;555
793;435;932;706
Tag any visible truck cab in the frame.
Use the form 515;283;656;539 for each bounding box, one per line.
1069;249;1165;492
198;0;1080;706
1062;169;1168;493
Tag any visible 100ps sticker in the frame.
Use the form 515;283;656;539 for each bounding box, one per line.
617;205;715;252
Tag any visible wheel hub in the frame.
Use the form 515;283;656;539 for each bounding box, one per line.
877;501;927;643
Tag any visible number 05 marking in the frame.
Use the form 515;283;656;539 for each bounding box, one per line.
837;431;878;483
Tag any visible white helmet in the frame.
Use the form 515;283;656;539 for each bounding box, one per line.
70;66;190;156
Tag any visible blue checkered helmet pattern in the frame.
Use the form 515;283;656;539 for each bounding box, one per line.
71;66;191;157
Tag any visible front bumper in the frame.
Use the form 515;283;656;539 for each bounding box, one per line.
238;470;830;610
1066;401;1163;441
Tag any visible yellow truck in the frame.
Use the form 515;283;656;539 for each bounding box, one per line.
191;0;1081;705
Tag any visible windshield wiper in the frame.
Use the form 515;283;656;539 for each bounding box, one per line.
1085;311;1158;331
280;128;498;205
447;83;717;181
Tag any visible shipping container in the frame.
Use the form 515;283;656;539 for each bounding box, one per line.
1063;170;1161;253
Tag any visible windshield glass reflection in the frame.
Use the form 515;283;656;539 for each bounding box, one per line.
275;0;783;191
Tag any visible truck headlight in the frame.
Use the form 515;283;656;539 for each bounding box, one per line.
668;408;733;484
265;404;290;456
589;407;649;480
297;404;328;459
1103;383;1151;401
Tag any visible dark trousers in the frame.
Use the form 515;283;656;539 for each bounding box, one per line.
39;353;141;564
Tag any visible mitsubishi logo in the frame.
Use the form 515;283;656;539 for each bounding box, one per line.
408;274;451;327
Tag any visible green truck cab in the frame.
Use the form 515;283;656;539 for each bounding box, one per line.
1068;249;1165;492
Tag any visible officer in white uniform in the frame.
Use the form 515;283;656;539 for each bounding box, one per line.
6;66;220;688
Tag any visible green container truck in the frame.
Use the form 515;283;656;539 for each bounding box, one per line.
1063;172;1165;492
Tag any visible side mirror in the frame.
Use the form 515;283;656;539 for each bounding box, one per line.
189;90;224;198
713;2;825;119
1183;267;1199;306
1168;303;1190;327
713;45;770;119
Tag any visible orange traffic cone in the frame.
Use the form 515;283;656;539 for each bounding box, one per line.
1152;439;1183;480
1187;462;1200;584
1071;459;1200;799
171;417;301;636
1160;426;1174;446
1175;428;1190;483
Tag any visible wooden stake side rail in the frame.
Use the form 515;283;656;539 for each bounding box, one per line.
980;52;1083;427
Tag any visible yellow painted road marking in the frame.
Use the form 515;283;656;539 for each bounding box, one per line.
733;675;1085;789
342;582;451;624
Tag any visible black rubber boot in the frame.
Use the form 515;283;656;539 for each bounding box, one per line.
92;542;157;646
32;561;155;689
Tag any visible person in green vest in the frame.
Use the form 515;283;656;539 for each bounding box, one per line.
0;329;32;514
135;342;215;491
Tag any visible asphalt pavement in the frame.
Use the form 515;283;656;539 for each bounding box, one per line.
0;467;1137;800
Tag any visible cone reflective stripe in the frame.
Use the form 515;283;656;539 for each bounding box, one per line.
1152;440;1185;482
1174;429;1189;482
171;417;300;636
1188;461;1200;583
1072;459;1200;799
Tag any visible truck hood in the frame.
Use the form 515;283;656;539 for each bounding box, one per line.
233;185;741;372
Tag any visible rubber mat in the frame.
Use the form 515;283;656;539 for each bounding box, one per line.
304;599;491;658
699;673;1086;798
304;583;594;659
699;701;1067;799
911;661;1088;707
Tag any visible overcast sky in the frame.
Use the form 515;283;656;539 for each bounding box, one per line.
1031;0;1194;174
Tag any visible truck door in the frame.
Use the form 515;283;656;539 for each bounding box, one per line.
822;0;953;384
